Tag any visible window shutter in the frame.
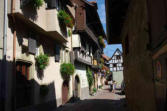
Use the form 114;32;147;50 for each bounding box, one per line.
70;51;74;64
28;38;37;54
55;45;60;62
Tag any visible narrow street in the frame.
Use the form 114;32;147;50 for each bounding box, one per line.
56;85;127;111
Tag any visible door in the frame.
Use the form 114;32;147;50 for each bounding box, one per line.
62;80;69;104
16;61;31;108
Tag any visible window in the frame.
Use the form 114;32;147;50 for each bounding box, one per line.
116;55;121;59
113;63;117;67
55;45;60;62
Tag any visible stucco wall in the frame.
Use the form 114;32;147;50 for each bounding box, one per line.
112;71;123;88
121;0;156;111
5;3;73;110
74;64;89;99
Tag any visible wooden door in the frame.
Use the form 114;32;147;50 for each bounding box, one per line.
16;61;31;108
62;80;69;104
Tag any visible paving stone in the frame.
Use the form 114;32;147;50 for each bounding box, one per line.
55;85;127;111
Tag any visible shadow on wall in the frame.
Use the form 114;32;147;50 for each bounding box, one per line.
0;60;58;111
21;3;38;21
15;68;57;111
0;60;13;111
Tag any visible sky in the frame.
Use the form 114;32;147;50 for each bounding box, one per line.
88;0;122;57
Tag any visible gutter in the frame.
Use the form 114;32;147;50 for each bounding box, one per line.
11;0;16;110
3;0;8;60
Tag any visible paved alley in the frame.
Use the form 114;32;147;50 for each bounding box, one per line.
56;85;127;111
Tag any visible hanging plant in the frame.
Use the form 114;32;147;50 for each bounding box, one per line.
68;29;72;37
40;85;49;97
86;67;94;90
58;10;74;28
36;54;49;70
21;0;44;9
100;58;104;64
98;36;106;48
98;64;103;69
60;63;75;80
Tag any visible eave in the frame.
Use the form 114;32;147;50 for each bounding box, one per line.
105;0;129;44
9;13;67;45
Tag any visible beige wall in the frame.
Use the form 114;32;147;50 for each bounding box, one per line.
5;1;74;110
74;64;89;99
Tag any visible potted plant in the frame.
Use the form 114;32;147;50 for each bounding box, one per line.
36;54;49;70
60;63;75;80
58;10;73;28
92;88;97;96
68;29;72;37
86;68;94;92
98;36;106;48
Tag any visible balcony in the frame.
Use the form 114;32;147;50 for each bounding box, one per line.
74;50;92;65
10;0;67;44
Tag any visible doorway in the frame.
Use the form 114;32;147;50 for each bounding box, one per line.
62;80;69;104
74;75;80;98
16;61;32;108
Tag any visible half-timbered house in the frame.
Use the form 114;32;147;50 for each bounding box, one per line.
109;48;123;88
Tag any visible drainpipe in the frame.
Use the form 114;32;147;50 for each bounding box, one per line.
1;0;8;111
3;0;8;60
11;0;16;110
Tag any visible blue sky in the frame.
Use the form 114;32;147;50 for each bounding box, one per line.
88;0;122;57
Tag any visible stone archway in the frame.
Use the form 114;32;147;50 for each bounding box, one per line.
74;75;80;98
62;80;69;104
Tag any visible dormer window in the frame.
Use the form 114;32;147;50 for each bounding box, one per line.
116;55;121;59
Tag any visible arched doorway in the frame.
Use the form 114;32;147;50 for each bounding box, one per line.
74;75;80;98
62;80;69;104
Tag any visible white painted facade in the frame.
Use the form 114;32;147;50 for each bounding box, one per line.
109;48;124;88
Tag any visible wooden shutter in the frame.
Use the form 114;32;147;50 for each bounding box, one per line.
50;0;57;8
70;51;74;64
55;45;60;62
28;38;37;54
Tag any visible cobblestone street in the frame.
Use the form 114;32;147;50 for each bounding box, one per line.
56;85;127;111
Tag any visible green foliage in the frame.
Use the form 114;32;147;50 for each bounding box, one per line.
100;58;104;64
36;54;49;70
58;10;73;28
68;29;72;37
60;63;75;80
22;0;44;9
40;85;49;97
98;36;106;48
106;70;110;75
33;0;44;9
99;85;103;89
93;88;97;93
98;64;103;69
86;67;94;89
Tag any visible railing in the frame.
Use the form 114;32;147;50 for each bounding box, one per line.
74;50;92;65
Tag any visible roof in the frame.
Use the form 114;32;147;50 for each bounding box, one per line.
85;1;106;40
105;0;130;44
111;48;122;59
102;54;111;61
